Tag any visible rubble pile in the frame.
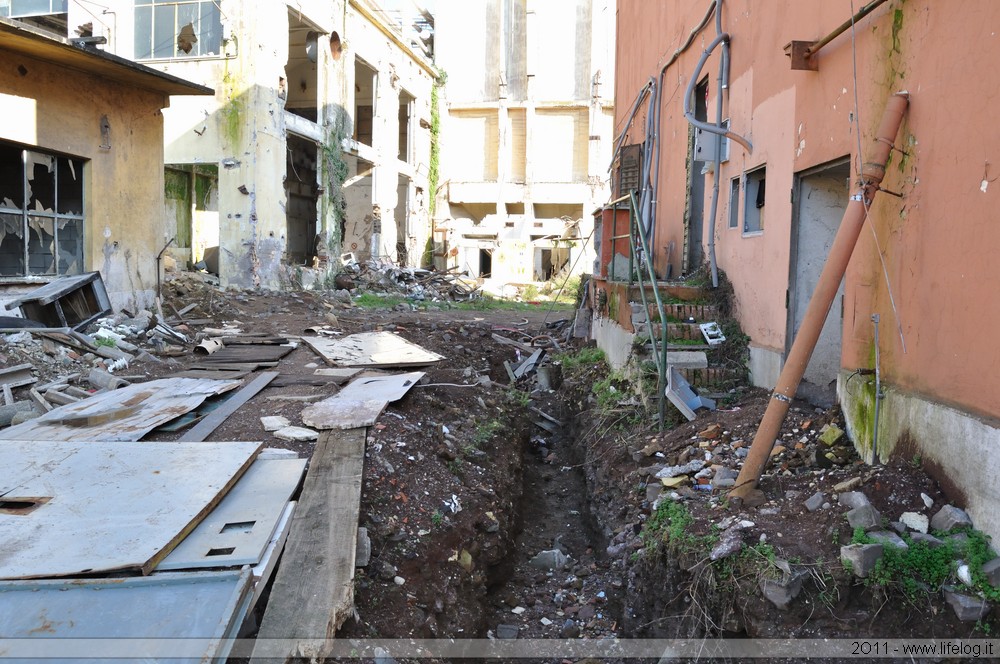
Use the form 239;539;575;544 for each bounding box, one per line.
339;258;481;302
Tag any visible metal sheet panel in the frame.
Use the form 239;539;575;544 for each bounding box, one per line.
300;371;424;430
0;377;241;442
157;458;306;570
303;332;443;368
0;439;262;579
0;568;252;663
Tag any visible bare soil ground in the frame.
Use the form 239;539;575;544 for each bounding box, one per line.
6;271;988;663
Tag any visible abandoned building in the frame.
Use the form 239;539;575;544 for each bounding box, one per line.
598;0;1000;542
14;0;436;289
433;0;616;288
0;16;212;312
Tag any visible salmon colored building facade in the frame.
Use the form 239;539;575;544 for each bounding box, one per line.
602;0;1000;540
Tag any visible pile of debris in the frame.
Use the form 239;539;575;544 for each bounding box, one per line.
338;257;481;302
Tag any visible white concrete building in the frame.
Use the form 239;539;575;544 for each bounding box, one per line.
433;0;615;288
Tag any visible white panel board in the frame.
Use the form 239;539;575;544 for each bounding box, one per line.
0;439;262;579
156;458;306;570
303;332;443;368
0;568;252;663
0;377;241;441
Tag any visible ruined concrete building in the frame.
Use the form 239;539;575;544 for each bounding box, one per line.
433;1;615;289
0;15;211;311
5;0;435;290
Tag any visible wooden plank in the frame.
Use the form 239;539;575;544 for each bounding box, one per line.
253;427;365;661
300;372;424;430
0;377;241;442
0;439;262;579
196;344;295;364
182;372;278;442
0;364;36;389
169;369;252;380
222;336;289;345
189;362;277;371
2;384;12;406
270;373;356;388
303;331;443;368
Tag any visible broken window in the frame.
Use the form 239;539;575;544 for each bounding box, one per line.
134;0;222;60
0;142;84;278
0;0;67;19
743;166;766;234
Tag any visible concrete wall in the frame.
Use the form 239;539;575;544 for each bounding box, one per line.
613;0;1000;539
0;49;170;310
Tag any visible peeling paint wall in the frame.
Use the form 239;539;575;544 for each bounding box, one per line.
0;48;170;310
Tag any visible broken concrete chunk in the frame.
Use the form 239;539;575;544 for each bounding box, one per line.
759;569;807;610
867;530;908;550
846;504;882;531
910;532;945;549
709;526;745;561
495;624;519;639
655;459;705;479
261;415;291;432
273;426;319;442
943;587;990;622
841;543;884;578
900;511;929;534
838;491;871;510
832;477;862;493
981;558;1000;588
804;492;824;513
818;424;844;446
930;505;973;533
528;549;572;571
355;527;371;567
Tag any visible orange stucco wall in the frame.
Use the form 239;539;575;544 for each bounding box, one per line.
615;0;1000;421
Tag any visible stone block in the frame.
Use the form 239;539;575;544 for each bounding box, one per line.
846;504;881;531
804;491;824;513
759;571;807;610
837;491;870;509
355;527;371;567
982;558;1000;588
943;587;990;622
911;532;945;548
930;505;973;533
867;530;908;550
841;543;883;578
900;511;929;534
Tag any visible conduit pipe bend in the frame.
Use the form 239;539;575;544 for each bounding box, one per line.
682;33;752;155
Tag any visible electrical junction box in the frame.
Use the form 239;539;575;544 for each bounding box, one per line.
694;119;730;163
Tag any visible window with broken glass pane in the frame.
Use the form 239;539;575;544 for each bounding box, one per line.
134;0;222;60
0;142;84;278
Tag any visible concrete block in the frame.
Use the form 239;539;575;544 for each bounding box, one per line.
982;557;1000;588
943;587;990;622
804;492;824;513
355;527;371;567
665;351;708;369
930;505;973;533
911;532;945;548
868;530;909;550
841;543;883;578
838;491;870;510
759;571;807;610
900;511;929;534
846;504;882;531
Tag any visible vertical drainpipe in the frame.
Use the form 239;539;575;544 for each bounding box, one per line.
705;0;728;289
728;92;909;503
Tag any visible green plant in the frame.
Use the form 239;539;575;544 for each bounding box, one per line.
473;419;504;446
641;501;716;555
354;293;407;309
447;459;463;476
94;336;117;348
556;346;606;372
910;454;922;469
431;510;444;527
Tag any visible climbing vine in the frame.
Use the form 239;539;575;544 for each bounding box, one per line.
428;68;446;217
322;108;350;257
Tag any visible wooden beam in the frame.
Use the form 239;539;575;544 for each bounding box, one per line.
182;371;278;442
252;427;366;661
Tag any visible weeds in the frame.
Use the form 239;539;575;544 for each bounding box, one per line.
556;346;606;372
354;293;407;309
431;510;444;527
473;419;504;446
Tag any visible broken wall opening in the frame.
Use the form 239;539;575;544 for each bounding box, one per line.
164;164;218;269
398;90;414;163
285;134;319;266
354;59;377;146
285;11;322;122
479;248;493;278
395;175;411;265
533;203;583;221
451;202;497;225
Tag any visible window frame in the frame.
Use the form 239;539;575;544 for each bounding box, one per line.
0;142;85;280
133;0;223;61
742;165;766;236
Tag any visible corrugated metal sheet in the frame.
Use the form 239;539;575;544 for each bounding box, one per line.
0;439;262;579
0;568;253;662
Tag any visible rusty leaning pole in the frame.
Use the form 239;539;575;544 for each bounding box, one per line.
728;91;909;504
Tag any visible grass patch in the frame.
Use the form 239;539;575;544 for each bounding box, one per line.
472;419;504;446
557;346;606;372
354;293;407;309
641;501;717;555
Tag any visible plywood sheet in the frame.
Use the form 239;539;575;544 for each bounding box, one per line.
0;439;262;579
0;568;252;663
301;371;424;431
0;377;241;442
156;458;306;570
303;331;443;368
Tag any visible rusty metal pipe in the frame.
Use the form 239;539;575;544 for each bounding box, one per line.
728;91;908;503
806;0;889;59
